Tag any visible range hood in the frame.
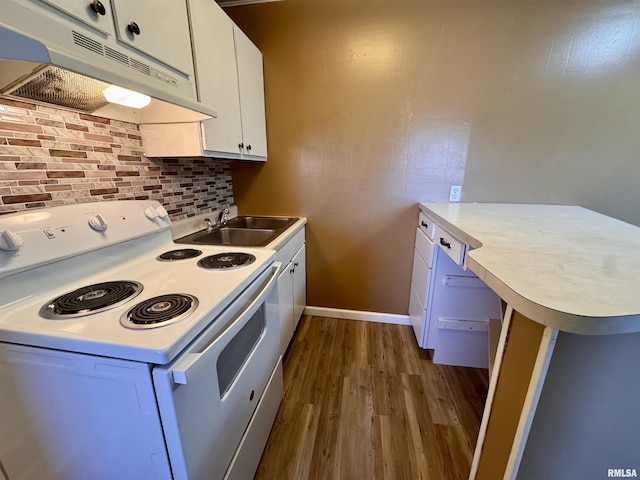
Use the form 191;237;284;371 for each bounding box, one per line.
0;2;217;124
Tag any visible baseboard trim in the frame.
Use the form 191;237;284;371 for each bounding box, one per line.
303;306;411;326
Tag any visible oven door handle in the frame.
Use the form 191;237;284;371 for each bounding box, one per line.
171;262;281;385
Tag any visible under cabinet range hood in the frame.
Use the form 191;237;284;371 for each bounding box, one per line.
0;1;217;124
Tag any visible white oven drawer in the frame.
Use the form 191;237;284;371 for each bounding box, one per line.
434;224;465;266
418;211;436;240
224;359;283;480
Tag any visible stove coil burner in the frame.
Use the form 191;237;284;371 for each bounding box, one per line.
157;249;203;261
197;252;256;270
120;294;198;329
40;281;143;319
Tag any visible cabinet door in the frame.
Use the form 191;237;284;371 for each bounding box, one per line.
111;0;193;75
189;0;243;156
37;0;116;36
234;27;267;158
411;244;433;306
277;264;294;356
291;245;306;330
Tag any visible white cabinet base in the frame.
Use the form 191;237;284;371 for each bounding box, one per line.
276;228;306;355
409;211;501;369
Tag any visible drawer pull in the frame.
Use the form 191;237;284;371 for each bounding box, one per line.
421;221;429;228
127;21;141;36
90;0;106;15
437;318;489;332
440;238;451;249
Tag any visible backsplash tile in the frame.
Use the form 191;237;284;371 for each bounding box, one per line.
0;97;233;220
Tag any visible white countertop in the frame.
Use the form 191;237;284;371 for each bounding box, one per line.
263;217;307;250
420;203;640;335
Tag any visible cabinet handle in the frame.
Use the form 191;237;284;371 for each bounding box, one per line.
440;238;451;249
127;22;141;35
421;221;428;229
238;143;244;150
249;390;255;401
290;268;295;274
246;145;252;152
294;262;299;267
89;0;106;15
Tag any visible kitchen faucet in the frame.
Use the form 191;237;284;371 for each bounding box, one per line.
217;207;230;227
204;208;230;231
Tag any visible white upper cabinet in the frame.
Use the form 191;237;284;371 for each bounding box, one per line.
194;0;244;156
37;0;116;36
140;0;268;161
36;0;194;76
110;0;194;75
233;26;267;158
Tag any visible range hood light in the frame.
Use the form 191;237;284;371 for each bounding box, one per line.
102;85;151;109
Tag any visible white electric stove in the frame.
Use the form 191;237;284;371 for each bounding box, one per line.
0;200;284;480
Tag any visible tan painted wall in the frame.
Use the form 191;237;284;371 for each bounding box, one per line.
227;0;640;315
460;1;640;227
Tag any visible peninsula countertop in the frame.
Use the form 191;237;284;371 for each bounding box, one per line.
420;202;640;335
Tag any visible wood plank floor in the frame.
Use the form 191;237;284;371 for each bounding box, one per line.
254;316;489;480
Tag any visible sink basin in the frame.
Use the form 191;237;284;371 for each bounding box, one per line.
225;216;298;230
176;216;299;247
177;228;277;247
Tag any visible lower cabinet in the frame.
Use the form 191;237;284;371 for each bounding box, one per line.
409;227;436;346
276;229;306;355
410;210;501;368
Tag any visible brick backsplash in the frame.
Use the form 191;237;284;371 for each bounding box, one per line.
0;97;234;220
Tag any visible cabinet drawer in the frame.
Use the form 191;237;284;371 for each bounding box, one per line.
418;212;436;240
275;227;305;268
434;224;465;266
411;248;432;305
409;284;428;348
414;228;435;268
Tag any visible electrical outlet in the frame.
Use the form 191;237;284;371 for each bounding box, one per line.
449;185;462;202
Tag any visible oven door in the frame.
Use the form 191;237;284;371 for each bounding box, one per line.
152;262;281;480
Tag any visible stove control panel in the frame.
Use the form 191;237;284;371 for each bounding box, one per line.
88;214;108;232
155;205;168;218
144;207;158;221
0;230;23;251
0;200;172;278
144;205;169;221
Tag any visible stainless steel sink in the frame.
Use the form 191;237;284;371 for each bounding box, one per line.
225;216;298;230
175;216;299;247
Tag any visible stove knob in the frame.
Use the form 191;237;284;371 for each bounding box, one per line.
155;205;168;219
88;214;108;232
144;207;158;221
0;230;23;251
